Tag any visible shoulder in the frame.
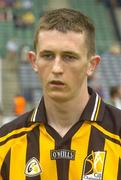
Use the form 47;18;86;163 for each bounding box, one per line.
0;110;34;138
101;102;121;137
105;102;121;122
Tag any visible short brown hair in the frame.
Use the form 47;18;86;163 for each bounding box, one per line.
34;8;95;56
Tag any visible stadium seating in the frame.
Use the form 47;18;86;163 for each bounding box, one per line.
97;53;121;101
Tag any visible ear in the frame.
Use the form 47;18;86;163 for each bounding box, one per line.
28;51;38;72
87;55;101;76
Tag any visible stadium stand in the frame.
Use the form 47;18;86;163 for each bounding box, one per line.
97;53;121;100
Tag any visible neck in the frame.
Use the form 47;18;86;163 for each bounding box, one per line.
44;88;89;137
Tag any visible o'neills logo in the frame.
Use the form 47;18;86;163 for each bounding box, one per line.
50;149;75;160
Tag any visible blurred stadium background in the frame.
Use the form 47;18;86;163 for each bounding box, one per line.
0;0;121;126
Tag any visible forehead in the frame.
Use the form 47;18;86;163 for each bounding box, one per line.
37;30;87;52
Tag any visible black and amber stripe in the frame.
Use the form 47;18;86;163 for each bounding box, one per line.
1;149;11;180
26;125;40;180
0;124;39;180
118;159;121;179
0;121;121;180
39;124;57;179
0;88;121;180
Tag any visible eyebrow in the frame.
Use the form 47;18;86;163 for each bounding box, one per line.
39;50;53;54
38;50;54;57
62;51;80;57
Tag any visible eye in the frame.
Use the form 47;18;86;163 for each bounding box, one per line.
40;52;55;61
63;54;78;62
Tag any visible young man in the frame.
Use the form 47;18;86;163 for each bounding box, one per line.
0;8;121;180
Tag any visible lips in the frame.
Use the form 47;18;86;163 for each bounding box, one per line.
49;80;65;86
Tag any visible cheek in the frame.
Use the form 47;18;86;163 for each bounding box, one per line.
36;60;46;74
36;62;51;81
69;63;88;81
67;70;86;89
35;63;45;80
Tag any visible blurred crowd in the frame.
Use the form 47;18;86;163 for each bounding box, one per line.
0;0;35;28
109;85;121;109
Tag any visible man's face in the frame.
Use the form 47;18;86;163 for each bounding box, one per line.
29;30;100;102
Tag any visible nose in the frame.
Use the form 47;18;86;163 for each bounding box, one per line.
52;57;63;74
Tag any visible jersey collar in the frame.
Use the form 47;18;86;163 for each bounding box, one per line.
29;87;105;124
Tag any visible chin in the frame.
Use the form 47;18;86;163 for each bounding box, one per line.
48;92;71;102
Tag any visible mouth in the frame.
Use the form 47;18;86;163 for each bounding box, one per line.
49;80;65;86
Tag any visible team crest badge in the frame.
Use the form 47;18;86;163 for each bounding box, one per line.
82;151;106;180
25;157;42;177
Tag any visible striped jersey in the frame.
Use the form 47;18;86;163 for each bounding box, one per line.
0;88;121;180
